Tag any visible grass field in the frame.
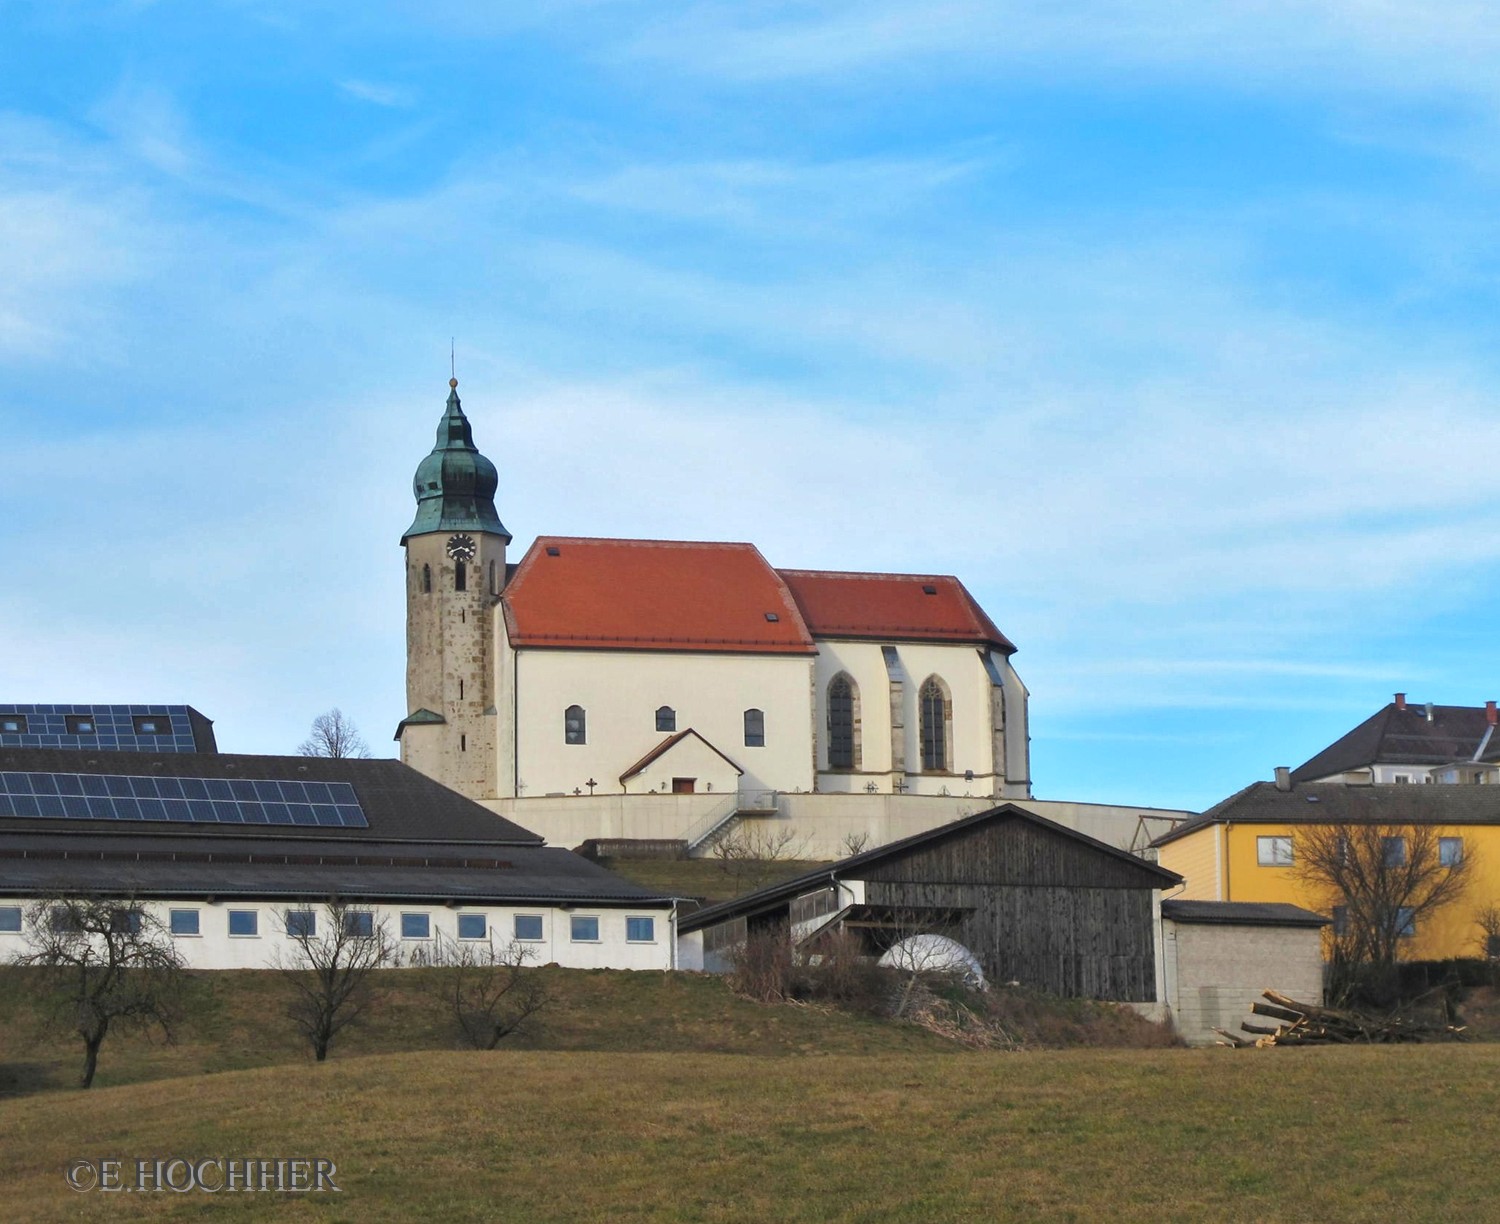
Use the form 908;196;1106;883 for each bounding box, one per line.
4;1045;1497;1222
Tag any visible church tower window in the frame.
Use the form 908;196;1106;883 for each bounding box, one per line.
455;560;467;591
421;564;431;594
656;706;676;733
744;708;765;748
919;677;952;773
565;705;587;745
827;674;859;770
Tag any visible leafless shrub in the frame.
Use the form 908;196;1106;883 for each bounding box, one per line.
9;895;185;1088
727;926;796;1004
711;827;813;895
841;831;871;857
272;901;396;1061
415;934;551;1049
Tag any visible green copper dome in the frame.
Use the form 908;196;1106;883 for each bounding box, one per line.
401;381;510;544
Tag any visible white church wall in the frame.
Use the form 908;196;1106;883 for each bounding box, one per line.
0;898;675;971
483;793;1188;859
510;648;814;798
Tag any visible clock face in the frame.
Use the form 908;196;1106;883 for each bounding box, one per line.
447;534;476;562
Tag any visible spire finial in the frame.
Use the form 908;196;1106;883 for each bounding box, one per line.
450;337;455;384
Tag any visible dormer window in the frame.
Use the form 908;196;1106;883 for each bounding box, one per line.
65;715;96;735
132;715;169;735
0;714;26;734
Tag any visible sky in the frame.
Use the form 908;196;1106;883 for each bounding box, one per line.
5;1;1500;812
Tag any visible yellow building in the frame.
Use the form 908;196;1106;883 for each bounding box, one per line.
1155;780;1500;961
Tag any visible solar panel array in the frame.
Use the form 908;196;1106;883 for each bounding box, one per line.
0;772;368;828
0;705;200;753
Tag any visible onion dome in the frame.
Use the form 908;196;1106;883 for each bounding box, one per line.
402;379;510;543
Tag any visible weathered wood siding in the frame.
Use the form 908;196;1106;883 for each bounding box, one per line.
861;816;1160;1001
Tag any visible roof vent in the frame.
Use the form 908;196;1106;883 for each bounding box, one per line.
921;584;937;595
764;612;780;622
546;546;561;557
1306;795;1320;802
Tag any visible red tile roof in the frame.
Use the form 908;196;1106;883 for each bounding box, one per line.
777;569;1015;652
502;538;816;654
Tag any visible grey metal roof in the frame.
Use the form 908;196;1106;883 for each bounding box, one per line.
1161;900;1328;928
1154;779;1500;847
680;803;1180;934
0;831;672;905
0;749;542;845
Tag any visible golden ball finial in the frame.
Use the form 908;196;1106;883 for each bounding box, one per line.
449;377;458;389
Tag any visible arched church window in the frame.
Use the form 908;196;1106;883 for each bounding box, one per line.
919;677;951;773
565;705;586;745
744;708;765;748
455;560;467;592
656;706;676;733
422;564;431;594
827;674;858;770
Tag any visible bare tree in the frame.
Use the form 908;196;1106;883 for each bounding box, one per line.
415;934;551;1049
1293;822;1472;999
710;826;813;895
10;895;185;1088
841;831;871;857
297;709;371;759
273;901;396;1061
1475;904;1500;959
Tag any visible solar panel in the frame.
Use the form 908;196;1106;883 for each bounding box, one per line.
0;705;201;753
0;772;368;828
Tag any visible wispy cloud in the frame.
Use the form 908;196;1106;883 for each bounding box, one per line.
338;79;418;109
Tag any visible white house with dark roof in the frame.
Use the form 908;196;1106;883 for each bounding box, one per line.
0;747;677;970
1293;693;1500;786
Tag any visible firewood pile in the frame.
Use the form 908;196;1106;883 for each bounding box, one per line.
1213;989;1467;1047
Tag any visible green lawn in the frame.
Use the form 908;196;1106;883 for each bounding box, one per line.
3;1046;1496;1222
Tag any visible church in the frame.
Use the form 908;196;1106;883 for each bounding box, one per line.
395;381;1161;856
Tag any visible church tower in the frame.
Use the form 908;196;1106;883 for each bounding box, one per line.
396;378;510;798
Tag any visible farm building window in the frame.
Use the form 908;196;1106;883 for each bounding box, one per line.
0;905;21;933
169;909;200;937
49;907;80;934
342;911;374;939
656;706;676;733
565;705;587;745
401;913;431;940
1331;906;1348;936
514;914;544;942
1440;837;1464;866
626;916;656;943
919;677;952;772
228;910;259;937
1383;836;1407;867
827;673;860;770
285;910;317;939
109;908;143;935
1256;836;1294;867
457;914;487;940
744;708;765;748
570;915;600;942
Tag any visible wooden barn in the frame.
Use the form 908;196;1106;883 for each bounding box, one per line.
678;804;1181;1004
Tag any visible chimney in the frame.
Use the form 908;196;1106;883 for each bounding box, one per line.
1488;701;1497;726
1394;692;1406;710
1274;766;1292;791
1426;702;1435;722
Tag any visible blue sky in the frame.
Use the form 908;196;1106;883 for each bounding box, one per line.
5;2;1500;812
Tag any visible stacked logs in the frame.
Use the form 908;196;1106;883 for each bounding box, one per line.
1214;989;1467;1047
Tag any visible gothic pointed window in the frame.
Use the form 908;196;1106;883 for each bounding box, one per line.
565;705;586;746
919;677;951;773
656;706;677;733
827;674;859;770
